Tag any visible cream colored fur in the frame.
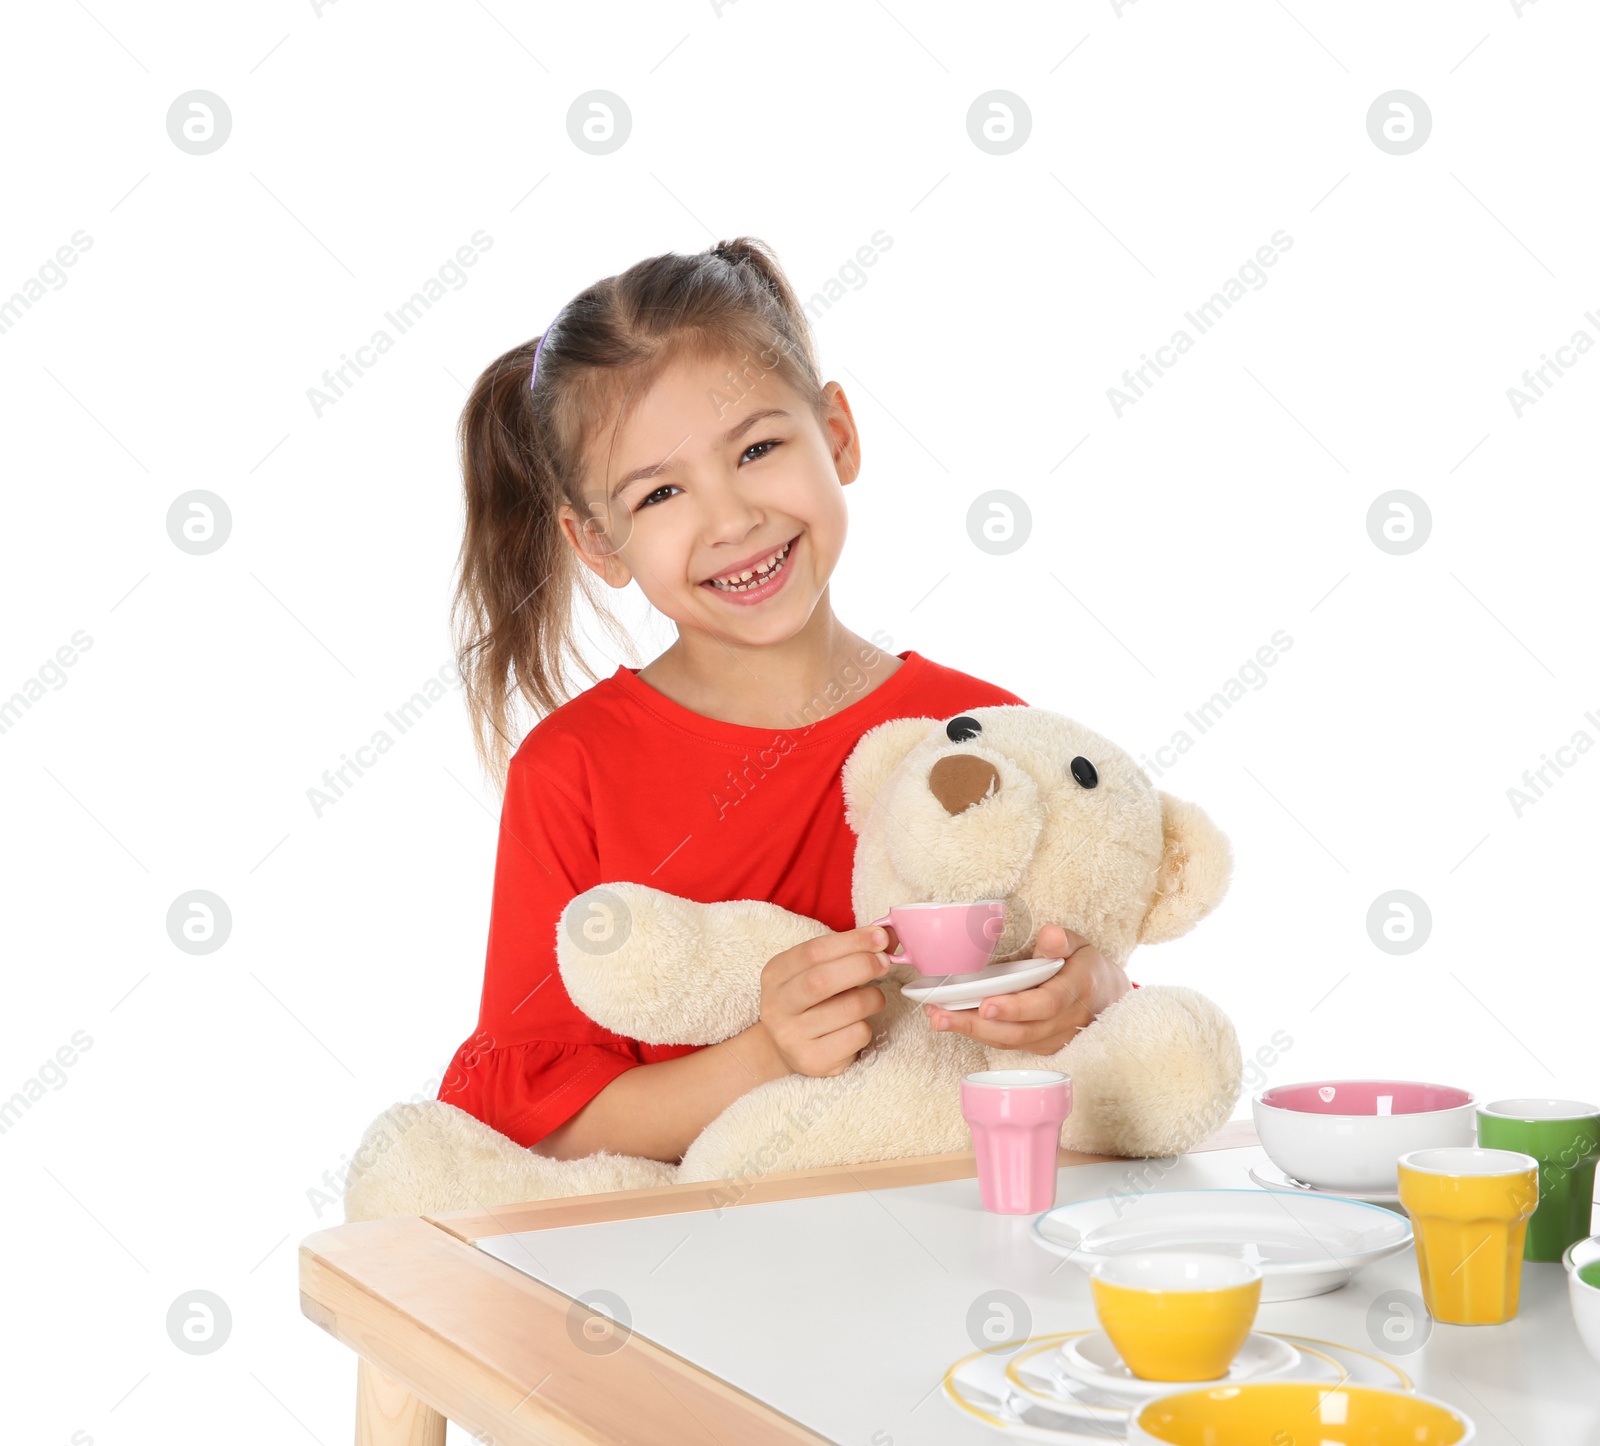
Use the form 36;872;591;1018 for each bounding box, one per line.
344;707;1240;1223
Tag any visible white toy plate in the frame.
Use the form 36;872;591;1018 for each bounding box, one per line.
1030;1188;1414;1301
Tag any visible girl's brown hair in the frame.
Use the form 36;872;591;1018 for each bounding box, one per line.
452;236;828;789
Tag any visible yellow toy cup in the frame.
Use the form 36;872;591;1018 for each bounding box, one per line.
1088;1252;1262;1382
1397;1146;1540;1325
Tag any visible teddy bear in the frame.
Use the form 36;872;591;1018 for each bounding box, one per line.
342;706;1240;1223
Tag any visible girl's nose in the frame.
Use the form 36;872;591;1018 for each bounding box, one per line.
699;481;768;538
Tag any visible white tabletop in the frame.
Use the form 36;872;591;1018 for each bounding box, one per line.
477;1143;1600;1443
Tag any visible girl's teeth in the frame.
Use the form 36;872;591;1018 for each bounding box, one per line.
710;539;791;591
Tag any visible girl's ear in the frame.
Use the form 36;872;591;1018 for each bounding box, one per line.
841;716;936;835
558;503;631;588
1137;792;1234;945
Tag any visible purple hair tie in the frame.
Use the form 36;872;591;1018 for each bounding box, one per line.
529;329;549;391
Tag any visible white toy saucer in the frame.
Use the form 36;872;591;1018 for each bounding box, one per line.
1008;1334;1334;1424
944;1331;1117;1438
901;957;1064;1010
983;1329;1413;1436
1249;1159;1403;1208
1054;1328;1300;1400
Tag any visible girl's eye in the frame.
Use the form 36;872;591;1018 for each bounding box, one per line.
637;484;680;509
635;439;779;508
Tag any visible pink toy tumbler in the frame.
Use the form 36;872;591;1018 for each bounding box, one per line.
960;1068;1075;1215
961;1070;1073;1214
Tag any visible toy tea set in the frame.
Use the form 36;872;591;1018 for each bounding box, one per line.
897;900;1600;1444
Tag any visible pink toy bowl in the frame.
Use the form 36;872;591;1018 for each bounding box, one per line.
961;1069;1072;1214
1253;1079;1478;1193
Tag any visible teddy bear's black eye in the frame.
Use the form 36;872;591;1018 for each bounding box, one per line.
946;715;982;742
1069;756;1098;788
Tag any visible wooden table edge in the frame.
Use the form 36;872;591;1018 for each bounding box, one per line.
300;1214;832;1445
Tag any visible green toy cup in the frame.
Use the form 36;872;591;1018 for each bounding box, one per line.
1477;1099;1600;1263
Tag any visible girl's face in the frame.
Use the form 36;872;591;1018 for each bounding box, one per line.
561;350;861;645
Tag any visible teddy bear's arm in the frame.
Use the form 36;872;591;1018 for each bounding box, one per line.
557;882;832;1045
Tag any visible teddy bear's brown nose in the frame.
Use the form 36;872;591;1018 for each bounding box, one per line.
929;754;1002;815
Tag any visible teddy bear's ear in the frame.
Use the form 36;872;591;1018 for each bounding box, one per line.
1138;792;1234;945
840;716;937;835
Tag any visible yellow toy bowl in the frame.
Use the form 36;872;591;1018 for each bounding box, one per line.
1128;1381;1475;1445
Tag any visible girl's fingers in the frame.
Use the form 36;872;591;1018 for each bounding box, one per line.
805;983;886;1037
787;948;891;1011
774;926;891;990
809;1017;876;1070
926;1006;1057;1049
917;933;1113;1048
972;982;1061;1024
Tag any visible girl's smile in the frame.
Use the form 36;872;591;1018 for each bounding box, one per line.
700;532;800;606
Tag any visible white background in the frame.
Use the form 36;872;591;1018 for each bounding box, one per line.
4;0;1596;1441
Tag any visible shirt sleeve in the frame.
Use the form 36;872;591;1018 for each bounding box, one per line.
441;1035;642;1148
438;742;645;1148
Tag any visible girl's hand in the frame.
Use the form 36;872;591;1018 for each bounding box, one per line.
922;924;1129;1056
758;925;892;1078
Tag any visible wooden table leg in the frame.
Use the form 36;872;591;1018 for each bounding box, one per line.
356;1359;447;1446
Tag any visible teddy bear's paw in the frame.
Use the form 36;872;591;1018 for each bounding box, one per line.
557;884;829;1045
984;985;1241;1159
340;1101;678;1222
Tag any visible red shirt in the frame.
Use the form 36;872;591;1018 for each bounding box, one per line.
438;648;1029;1146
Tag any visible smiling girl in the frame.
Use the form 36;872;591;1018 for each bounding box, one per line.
438;237;1129;1165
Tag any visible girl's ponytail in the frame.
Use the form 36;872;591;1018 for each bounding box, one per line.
452;237;826;791
451;337;630;790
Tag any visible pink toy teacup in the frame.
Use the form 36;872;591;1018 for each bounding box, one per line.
868;899;1006;977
